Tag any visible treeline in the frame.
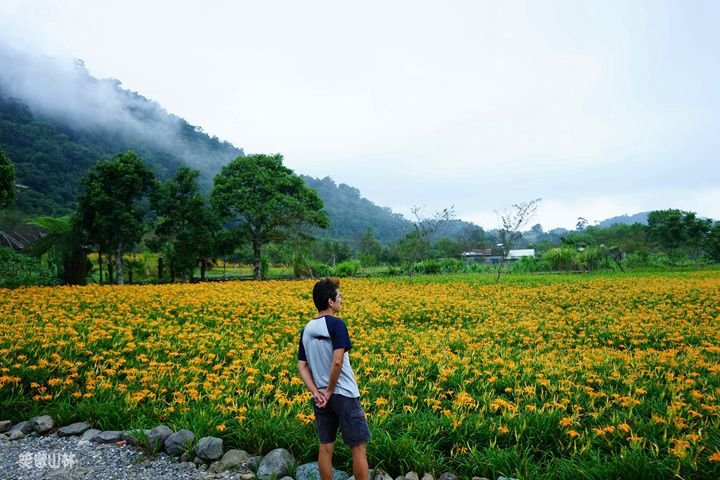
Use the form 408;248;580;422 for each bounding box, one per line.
514;213;720;273
0;149;330;287
2;145;720;288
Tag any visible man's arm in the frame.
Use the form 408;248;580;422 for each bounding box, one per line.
321;348;345;401
297;360;326;407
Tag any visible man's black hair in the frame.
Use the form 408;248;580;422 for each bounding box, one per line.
313;278;340;311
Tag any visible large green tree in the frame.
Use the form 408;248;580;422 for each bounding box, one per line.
151;166;218;282
0;146;16;209
647;209;710;265
76;151;155;284
705;222;720;263
211;154;329;280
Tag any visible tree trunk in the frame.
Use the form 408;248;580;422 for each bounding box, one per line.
158;257;164;280
253;237;262;280
108;255;114;284
98;251;104;285
200;258;207;280
115;244;124;285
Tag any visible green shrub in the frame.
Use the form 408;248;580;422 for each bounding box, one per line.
414;259;441;275
542;248;579;271
293;258;333;278
334;260;361;277
0;247;57;288
440;258;464;273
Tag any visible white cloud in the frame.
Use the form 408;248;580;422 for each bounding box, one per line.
0;0;718;229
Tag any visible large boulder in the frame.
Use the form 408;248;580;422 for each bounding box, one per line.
195;436;224;462
219;449;252;470
9;421;34;434
164;429;195;456
296;462;350;480
0;420;11;433
256;448;295;480
31;415;55;434
58;421;92;437
147;425;173;451
92;430;123;444
438;474;459;480
80;429;102;442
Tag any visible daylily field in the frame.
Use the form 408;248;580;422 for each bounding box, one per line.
1;272;720;479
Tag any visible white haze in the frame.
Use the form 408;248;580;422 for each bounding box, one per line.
0;43;241;176
0;1;719;230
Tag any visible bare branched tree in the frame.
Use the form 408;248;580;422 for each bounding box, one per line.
399;205;455;275
495;198;541;283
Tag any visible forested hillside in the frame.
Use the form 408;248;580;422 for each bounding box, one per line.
302;176;412;243
0;43;243;215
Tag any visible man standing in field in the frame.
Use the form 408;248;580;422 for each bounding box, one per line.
298;278;370;480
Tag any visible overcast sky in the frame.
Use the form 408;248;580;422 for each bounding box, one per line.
0;0;718;229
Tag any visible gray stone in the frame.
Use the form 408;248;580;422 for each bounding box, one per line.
8;430;25;441
81;428;102;442
196;436;224;462
181;461;197;470
164;429;195;456
438;474;458;480
9;420;34;434
31;415;55;434
147;425;173;451
58;421;92;437
219;449;252;470
247;455;262;472
257;448;295;480
0;433;8;443
405;473;420;480
279;477;294;480
497;477;519;480
395;477;406;480
472;478;490;480
421;474;434;480
373;468;393;480
0;420;11;433
194;456;206;466
296;461;350;480
181;451;194;462
239;473;257;480
93;430;123;444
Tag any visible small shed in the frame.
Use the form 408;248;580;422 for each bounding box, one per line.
506;249;535;260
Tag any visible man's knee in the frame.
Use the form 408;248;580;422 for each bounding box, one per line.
319;442;335;456
349;442;366;455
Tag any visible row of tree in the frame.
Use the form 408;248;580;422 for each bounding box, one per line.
1;147;329;283
2;144;719;286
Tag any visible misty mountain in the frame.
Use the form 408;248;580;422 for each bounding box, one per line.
302;176;412;243
0;43;492;245
0;43;242;213
596;212;649;228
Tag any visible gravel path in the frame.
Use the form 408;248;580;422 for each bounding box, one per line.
0;432;240;480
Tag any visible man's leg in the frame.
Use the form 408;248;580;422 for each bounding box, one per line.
350;443;369;480
318;442;335;480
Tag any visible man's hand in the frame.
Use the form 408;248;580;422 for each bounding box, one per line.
318;387;333;406
313;390;327;408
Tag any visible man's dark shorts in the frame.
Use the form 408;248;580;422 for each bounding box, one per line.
313;394;371;446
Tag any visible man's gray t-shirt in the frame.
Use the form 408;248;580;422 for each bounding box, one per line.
298;315;361;398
